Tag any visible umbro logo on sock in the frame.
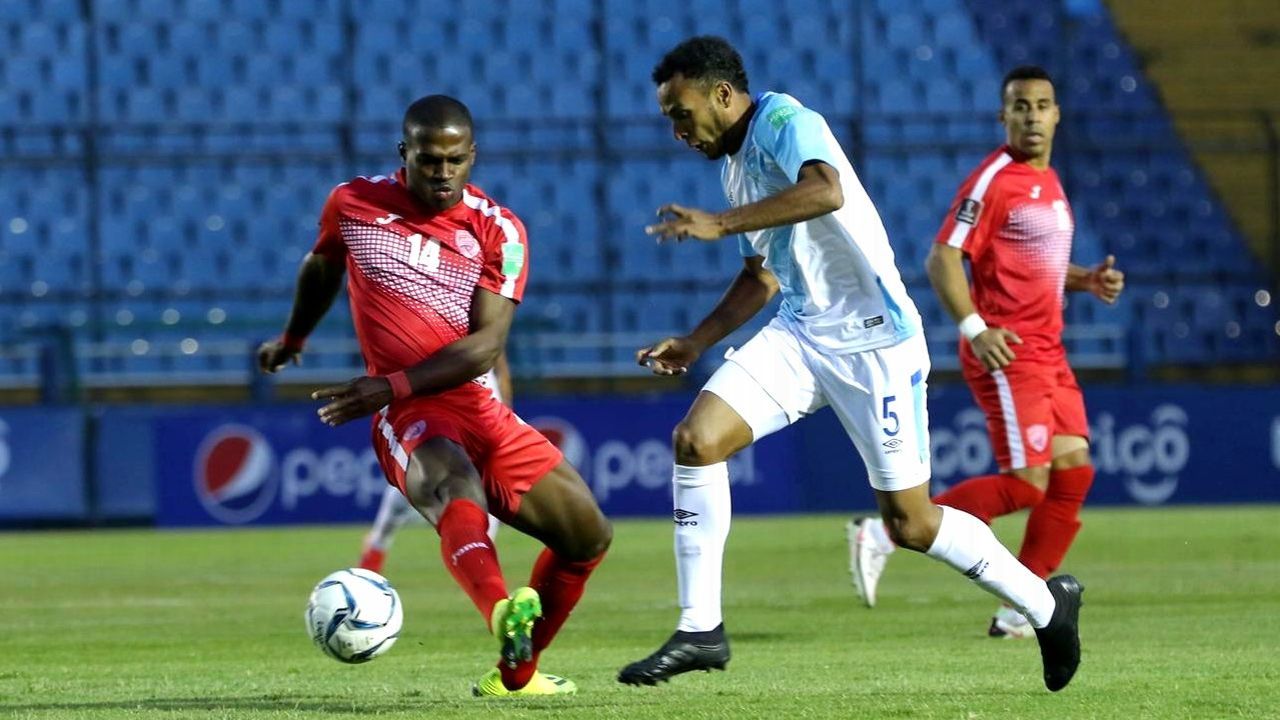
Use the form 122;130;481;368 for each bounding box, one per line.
673;509;699;526
964;559;990;579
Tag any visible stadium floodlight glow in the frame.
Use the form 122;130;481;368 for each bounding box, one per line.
1256;290;1271;308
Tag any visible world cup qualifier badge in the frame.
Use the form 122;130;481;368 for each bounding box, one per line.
955;198;981;225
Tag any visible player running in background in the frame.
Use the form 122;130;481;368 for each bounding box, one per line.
850;66;1123;639
357;353;509;575
256;95;610;697
616;38;1083;692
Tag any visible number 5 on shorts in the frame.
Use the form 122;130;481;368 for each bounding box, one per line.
881;395;899;437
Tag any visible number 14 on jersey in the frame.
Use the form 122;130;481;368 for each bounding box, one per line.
407;233;440;272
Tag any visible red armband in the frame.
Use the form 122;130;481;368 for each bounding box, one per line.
386;370;413;400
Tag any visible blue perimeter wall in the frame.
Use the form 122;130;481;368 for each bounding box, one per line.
2;385;1278;527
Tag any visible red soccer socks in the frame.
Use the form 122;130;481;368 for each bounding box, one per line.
934;473;1046;524
437;499;509;623
1018;465;1095;578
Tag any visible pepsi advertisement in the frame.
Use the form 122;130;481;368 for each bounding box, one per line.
152;397;802;527
5;385;1277;526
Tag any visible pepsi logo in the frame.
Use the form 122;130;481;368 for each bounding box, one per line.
194;424;278;524
528;416;588;470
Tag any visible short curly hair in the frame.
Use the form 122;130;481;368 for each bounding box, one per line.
651;36;749;93
1001;65;1054;100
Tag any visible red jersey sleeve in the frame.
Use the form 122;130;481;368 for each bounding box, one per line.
477;206;530;303
310;184;348;262
934;153;1013;259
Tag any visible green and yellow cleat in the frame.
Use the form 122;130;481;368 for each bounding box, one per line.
490;586;542;668
472;667;577;697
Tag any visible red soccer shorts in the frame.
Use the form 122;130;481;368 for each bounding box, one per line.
964;359;1089;471
370;381;563;521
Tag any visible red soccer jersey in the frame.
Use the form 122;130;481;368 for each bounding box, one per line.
935;146;1074;366
311;169;529;376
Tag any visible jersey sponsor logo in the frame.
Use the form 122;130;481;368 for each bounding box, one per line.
1026;423;1049;453
863;315;885;329
375;213;402;225
194;425;278;524
455;230;481;259
767;105;799;129
955;198;981;225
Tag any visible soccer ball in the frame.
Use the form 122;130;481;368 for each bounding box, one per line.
305;568;404;663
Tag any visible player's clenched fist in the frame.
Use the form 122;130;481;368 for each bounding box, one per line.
637;336;701;376
257;339;301;374
313;376;394;426
970;327;1023;371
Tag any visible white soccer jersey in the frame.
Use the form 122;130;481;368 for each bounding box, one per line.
723;92;921;353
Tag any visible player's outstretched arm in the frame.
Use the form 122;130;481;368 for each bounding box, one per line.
1065;255;1124;304
926;244;1021;371
257;253;345;373
638;256;778;376
645;162;843;242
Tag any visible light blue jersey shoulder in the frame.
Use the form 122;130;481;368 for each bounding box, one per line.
721;92;921;354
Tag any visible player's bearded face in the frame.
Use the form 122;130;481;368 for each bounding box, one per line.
1000;79;1060;162
657;76;731;160
399;125;476;211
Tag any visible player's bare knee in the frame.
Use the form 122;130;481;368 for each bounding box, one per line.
672;420;730;465
1009;466;1051;492
551;514;612;561
884;514;940;553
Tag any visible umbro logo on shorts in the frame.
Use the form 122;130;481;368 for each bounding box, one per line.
882;438;903;453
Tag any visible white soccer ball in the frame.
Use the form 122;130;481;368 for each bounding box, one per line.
305;568;404;663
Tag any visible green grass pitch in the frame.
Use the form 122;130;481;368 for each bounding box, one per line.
3;506;1278;719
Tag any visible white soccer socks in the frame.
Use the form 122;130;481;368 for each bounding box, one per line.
673;462;732;633
926;505;1056;628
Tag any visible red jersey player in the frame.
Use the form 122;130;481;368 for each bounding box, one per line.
256;95;611;697
851;67;1124;637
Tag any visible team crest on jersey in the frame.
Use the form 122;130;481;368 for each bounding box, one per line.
956;198;981;225
403;420;427;442
1026;424;1049;453
455;230;481;259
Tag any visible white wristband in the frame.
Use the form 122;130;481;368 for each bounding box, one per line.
958;313;988;341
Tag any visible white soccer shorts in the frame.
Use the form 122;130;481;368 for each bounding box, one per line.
702;318;932;492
